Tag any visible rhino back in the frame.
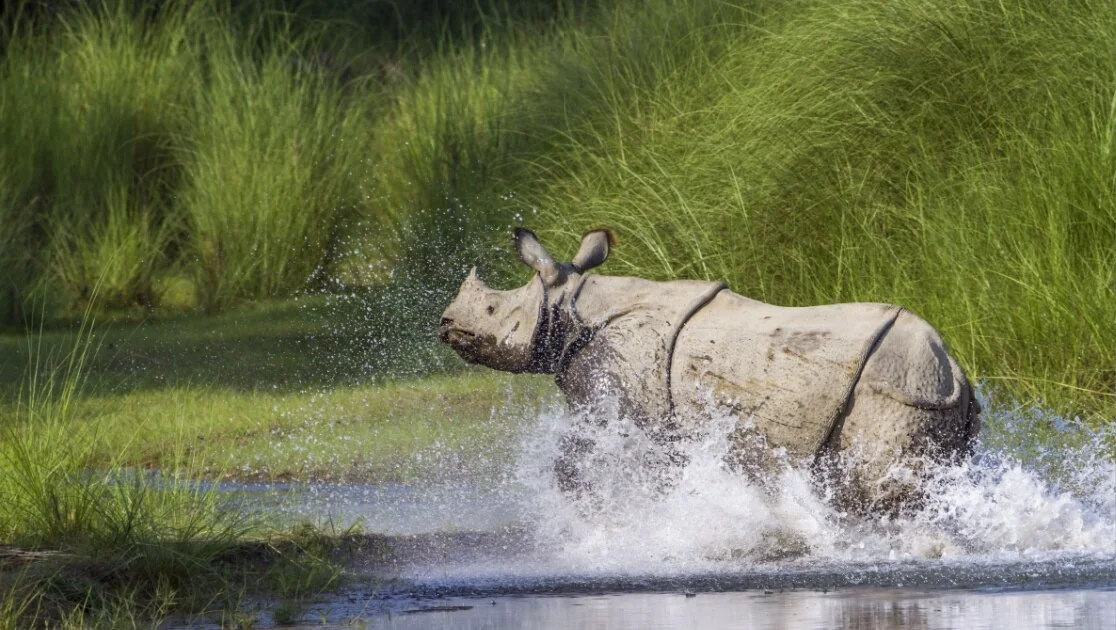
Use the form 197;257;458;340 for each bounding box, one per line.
670;291;898;458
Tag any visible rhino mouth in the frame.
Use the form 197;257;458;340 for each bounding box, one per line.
443;329;474;346
439;321;483;362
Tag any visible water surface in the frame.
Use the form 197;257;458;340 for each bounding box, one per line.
190;398;1116;628
291;587;1116;630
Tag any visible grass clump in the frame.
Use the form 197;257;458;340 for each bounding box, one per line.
175;19;381;313
0;1;194;318
0;314;357;627
0;1;383;319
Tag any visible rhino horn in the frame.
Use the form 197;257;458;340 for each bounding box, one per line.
572;229;614;273
514;227;562;286
467;265;484;286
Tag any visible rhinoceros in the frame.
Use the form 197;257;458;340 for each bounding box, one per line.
439;228;981;512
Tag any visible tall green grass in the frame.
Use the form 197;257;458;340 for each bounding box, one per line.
364;0;776;288
0;1;384;318
176;20;381;312
1;0;1113;415
1;1;192;317
518;0;1116;416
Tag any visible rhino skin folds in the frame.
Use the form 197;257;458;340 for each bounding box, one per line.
439;228;981;514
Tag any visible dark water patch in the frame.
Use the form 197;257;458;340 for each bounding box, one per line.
388;554;1116;598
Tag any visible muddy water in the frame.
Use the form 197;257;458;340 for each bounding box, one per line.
191;399;1115;628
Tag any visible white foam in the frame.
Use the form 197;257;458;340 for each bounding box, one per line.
511;392;1116;574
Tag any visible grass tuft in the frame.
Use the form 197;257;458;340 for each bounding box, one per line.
0;305;356;626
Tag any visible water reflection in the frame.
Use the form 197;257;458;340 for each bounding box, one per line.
365;588;1114;630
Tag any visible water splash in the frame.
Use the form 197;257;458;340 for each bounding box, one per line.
510;392;1116;574
226;384;1115;591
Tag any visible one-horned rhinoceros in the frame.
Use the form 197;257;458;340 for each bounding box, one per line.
439;228;981;512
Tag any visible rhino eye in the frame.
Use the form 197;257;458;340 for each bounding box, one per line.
487;305;496;315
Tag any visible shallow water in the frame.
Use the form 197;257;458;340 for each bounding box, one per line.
280;587;1116;630
189;396;1116;628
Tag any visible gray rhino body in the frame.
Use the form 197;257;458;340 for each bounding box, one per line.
440;229;980;512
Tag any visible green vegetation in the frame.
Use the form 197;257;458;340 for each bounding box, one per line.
2;0;1112;415
0;295;554;482
3;0;1115;624
0;1;387;318
528;0;1116;418
0;311;341;627
0;299;552;626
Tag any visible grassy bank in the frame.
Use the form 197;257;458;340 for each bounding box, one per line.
0;312;331;627
0;300;553;626
0;296;555;482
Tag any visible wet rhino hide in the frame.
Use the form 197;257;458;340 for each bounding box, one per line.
440;228;981;512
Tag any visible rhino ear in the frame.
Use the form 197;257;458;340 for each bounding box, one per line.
572;229;614;273
514;228;561;285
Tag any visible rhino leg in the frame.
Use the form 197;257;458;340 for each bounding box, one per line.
826;311;980;515
827;393;969;515
554;433;596;496
554;345;690;503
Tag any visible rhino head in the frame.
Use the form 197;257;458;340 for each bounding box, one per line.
439;227;614;373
